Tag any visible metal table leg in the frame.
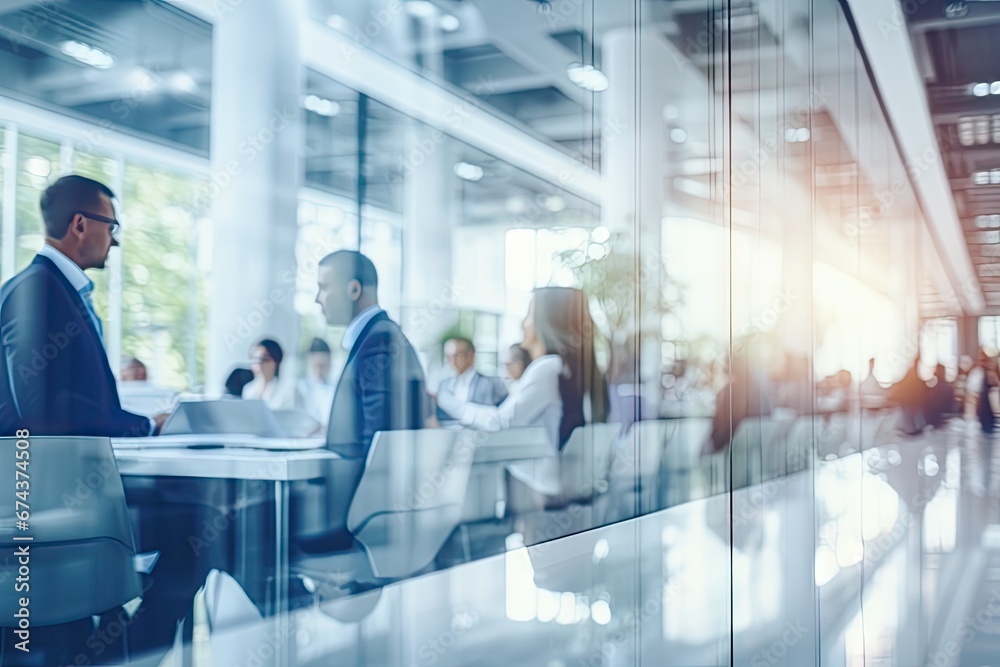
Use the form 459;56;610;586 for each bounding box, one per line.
274;479;290;666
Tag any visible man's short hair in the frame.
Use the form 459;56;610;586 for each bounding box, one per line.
308;337;332;354
319;250;379;288
446;337;475;354
123;357;146;372
40;175;115;239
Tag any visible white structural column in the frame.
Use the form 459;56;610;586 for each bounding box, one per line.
206;0;304;392
399;119;456;352
602;27;666;405
399;23;455;353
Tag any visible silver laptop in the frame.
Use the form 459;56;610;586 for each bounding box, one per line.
160;399;283;437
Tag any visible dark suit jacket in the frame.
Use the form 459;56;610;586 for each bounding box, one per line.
298;311;427;550
326;310;427;459
0;255;151;437
435;370;508;421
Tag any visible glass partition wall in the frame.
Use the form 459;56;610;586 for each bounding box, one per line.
0;0;973;664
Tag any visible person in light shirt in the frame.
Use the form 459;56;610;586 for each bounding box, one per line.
242;338;296;410
435;337;507;421
296;337;336;428
436;287;609;493
504;343;532;389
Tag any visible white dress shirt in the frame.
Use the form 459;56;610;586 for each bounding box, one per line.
341;305;383;352
452;367;476;404
38;244;90;292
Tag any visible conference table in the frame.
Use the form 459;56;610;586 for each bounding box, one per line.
111;428;552;665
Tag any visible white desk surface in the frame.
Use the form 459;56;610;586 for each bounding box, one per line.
114;447;341;481
112;427;553;481
112;434;327;450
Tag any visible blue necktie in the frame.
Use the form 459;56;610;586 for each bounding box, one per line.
78;282;104;342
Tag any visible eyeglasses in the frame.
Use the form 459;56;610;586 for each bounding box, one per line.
72;211;120;236
250;356;274;364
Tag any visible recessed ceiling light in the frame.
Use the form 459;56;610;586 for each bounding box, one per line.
542;195;566;212
302;94;340;117
60;40;114;69
945;1;969;18
439;14;460;31
977;115;991;144
991;81;1000;95
453;161;484;181
506;196;528;214
669;127;687;143
167;71;197;94
406;1;436;19
567;64;609;92
125;66;156;88
784;127;810;143
325;14;348;31
974;82;990;97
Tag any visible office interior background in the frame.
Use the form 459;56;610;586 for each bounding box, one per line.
3;0;1000;665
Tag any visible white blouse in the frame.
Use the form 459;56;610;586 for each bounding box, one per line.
241;375;297;412
438;354;564;494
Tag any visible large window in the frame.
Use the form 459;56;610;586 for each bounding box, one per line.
119;161;209;390
0;124;210;390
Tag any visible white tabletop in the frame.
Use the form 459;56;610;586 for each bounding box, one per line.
114;447;340;481
112;434;327;450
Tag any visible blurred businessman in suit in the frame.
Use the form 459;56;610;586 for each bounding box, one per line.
294;250;428;554
316;250;427;457
0;175;166;437
436;337;507;421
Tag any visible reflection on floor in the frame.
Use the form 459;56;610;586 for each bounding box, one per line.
136;417;1000;666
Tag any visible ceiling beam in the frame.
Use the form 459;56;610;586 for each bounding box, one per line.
302;20;603;203
471;0;593;112
846;0;985;314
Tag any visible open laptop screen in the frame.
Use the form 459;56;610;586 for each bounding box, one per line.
160;399;283;437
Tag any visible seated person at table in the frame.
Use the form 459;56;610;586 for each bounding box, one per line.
436;337;507;421
296;337;336;428
243;337;297;410
437;287;608;455
0;175;165;436
118;356;178;416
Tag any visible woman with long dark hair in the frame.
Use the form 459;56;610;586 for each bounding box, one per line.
437;286;608;451
530;286;609;445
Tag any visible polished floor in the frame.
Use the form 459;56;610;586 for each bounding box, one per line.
134;416;1000;666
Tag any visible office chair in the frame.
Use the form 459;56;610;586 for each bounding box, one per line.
599;419;674;522
505;423;622;514
292;429;473;602
0;436;144;664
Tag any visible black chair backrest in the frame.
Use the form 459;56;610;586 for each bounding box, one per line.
0;436;141;626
